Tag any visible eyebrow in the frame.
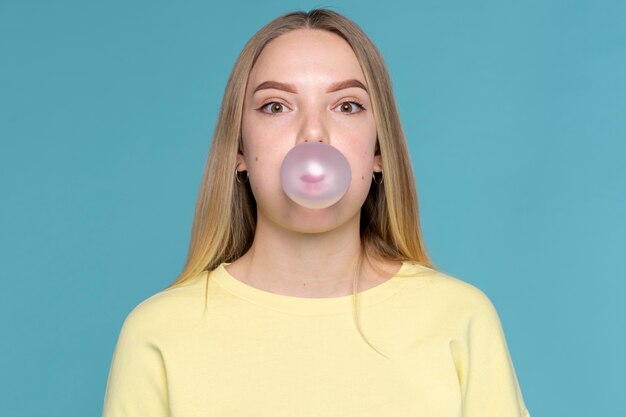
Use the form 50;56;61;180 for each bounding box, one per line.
253;81;297;94
328;79;368;93
253;79;368;94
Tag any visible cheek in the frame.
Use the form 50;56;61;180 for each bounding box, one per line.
353;154;375;180
341;132;378;177
241;126;277;173
241;112;293;162
246;157;282;203
242;143;285;191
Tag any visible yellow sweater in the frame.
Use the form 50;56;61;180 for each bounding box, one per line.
102;261;530;417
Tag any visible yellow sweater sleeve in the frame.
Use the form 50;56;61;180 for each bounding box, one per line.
102;304;169;417
455;291;529;417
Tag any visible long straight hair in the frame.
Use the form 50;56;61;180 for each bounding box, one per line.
169;9;434;357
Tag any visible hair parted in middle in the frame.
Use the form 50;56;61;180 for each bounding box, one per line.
171;8;433;289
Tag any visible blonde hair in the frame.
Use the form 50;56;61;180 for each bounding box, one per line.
169;9;435;357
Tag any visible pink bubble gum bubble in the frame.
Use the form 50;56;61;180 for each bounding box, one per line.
280;142;352;209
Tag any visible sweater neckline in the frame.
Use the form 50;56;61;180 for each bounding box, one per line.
210;261;414;315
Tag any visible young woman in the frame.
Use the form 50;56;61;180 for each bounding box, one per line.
103;9;530;417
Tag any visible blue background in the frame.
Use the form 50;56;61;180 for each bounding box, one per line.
1;0;624;415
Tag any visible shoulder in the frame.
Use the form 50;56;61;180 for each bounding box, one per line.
117;271;209;339
397;262;500;320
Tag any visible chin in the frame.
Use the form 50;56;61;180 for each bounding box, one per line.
275;205;360;235
255;190;367;233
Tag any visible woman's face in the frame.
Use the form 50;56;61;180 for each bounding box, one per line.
238;29;381;233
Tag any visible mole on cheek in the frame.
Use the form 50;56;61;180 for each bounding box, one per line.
255;157;258;162
361;175;364;180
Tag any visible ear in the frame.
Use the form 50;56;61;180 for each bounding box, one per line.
236;151;247;172
373;140;382;172
373;153;383;173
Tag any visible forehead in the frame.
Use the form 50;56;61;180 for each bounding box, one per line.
248;29;366;88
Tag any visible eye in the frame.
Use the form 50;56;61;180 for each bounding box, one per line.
260;101;289;114
334;101;365;114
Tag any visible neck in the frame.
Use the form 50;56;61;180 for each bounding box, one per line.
226;212;375;297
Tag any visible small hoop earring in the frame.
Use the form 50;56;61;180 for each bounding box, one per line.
235;169;249;184
372;172;383;185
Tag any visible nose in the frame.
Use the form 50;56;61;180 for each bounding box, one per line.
295;106;330;145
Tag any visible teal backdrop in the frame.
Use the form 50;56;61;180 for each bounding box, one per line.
1;0;624;416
